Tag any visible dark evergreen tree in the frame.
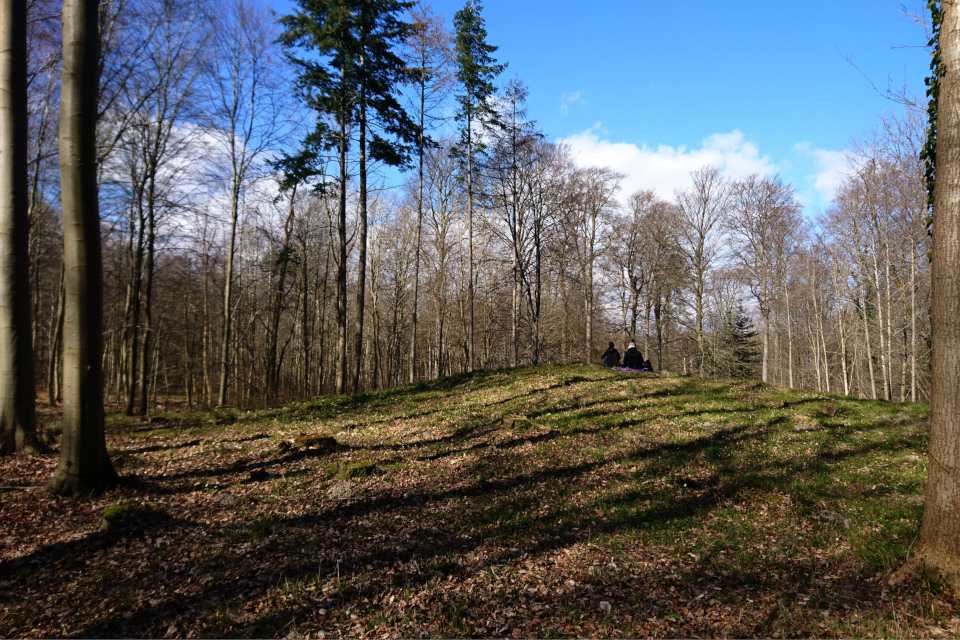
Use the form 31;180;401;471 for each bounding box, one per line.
724;305;760;379
705;304;760;379
279;0;417;395
453;0;504;371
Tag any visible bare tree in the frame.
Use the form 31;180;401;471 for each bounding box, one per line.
726;173;802;383
207;0;287;406
405;1;451;383
564;165;621;362
675;165;729;375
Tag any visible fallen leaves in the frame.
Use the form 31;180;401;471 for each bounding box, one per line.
0;366;952;638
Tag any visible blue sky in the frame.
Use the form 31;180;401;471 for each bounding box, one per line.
271;0;931;213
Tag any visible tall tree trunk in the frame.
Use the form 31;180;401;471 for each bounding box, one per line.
917;0;960;585
300;223;310;395
122;201;143;416
353;88;367;395
871;247;891;400
0;0;38;454
267;187;296;397
335;89;348;396
861;283;878;400
466;103;475;372
761;307;770;384
217;184;240;407
910;240;918;402
784;284;794;388
201;238;211;405
512;254;518;368
47;266;64;406
48;0;117;493
137;190;155;416
654;289;663;372
833;268;850;396
410;88;425;384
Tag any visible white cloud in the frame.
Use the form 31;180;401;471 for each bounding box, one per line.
794;141;852;205
559;127;777;200
559;90;586;116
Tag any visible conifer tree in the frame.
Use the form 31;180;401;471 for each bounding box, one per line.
724;305;760;379
280;0;416;394
453;0;504;372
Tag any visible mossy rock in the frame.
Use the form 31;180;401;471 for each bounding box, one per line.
294;435;338;451
503;415;531;429
212;407;237;425
100;500;168;532
324;459;375;480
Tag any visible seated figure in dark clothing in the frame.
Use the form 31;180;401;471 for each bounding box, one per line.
622;342;643;369
601;342;620;367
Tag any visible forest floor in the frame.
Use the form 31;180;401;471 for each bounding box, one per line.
1;365;956;638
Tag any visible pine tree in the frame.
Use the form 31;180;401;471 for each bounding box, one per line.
706;305;759;379
725;305;760;379
280;0;417;395
453;0;504;372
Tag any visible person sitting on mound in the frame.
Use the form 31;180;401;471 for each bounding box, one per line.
601;341;620;367
622;342;643;369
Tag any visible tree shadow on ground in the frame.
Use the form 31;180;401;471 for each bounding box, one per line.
3;371;931;638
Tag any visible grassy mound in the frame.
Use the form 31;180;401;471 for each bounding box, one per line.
2;365;954;638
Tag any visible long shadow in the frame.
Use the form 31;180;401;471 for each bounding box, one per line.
0;515;197;580
122;439;203;455
62;414;927;638
72;425;759;636
17;372;928;636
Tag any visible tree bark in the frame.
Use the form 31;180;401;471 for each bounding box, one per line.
352;83;367;395
0;0;39;454
137;182;156;416
217;183;240;407
917;0;960;587
334;80;348;396
48;0;117;494
466;99;475;372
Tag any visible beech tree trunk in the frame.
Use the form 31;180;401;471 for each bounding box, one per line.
0;0;39;454
48;0;117;494
917;0;960;587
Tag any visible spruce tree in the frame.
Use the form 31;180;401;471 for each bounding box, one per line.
280;0;416;394
725;305;760;379
453;0;504;372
